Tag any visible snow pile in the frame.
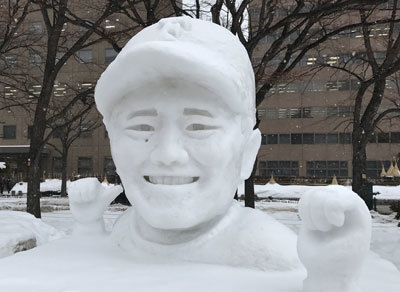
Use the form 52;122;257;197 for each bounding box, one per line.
297;185;372;292
0;234;398;292
10;182;26;195
0;162;5;169
10;179;72;195
237;182;324;199
238;183;400;201
0;211;63;258
374;185;400;200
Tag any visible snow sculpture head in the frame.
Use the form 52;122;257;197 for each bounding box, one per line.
95;17;261;234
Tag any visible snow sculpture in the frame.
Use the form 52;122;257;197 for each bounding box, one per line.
298;186;371;292
69;178;122;234
69;16;371;291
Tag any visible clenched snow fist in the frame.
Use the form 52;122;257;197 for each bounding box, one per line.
297;185;371;292
68;178;123;235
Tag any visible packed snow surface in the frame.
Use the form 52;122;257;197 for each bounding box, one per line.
10;179;71;195
0;197;399;291
0;211;63;258
238;182;400;200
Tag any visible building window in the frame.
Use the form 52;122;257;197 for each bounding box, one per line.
391;132;400;143
53;82;67;97
302;107;312;118
79;125;92;138
261;134;267;145
289;108;302;119
259;161;299;177
104;157;117;181
28;22;43;35
314;134;326;144
327;106;339;117
4;54;17;67
377;132;390;143
306;161;348;178
267;134;278;144
105;48;117;64
339;106;353;117
29;53;42;66
366;160;391;178
291;134;302;144
52;157;63;175
327;133;338;144
368;133;377;143
78;49;92;63
3;125;16;139
279;134;290;144
303;133;314;144
4;86;17;98
78;157;93;176
339;133;351;144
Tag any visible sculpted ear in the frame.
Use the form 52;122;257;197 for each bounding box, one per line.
240;129;261;180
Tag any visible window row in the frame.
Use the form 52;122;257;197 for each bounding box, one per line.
5;82;93;99
258;160;349;178
261;132;400;145
27;18;120;36
52;157;117;178
264;79;361;94
258;104;398;120
0;125;96;140
261;133;352;145
253;51;388;68
258;106;353;120
366;161;391;178
256;24;397;44
2;48;117;68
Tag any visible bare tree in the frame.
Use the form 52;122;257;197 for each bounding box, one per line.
314;1;400;201
113;0;388;207
47;98;101;197
24;0;134;217
194;0;386;207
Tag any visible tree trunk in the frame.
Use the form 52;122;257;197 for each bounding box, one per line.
244;159;257;208
60;146;68;197
352;132;367;198
26;161;41;218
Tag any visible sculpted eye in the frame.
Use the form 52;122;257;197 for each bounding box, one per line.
128;124;155;131
186;124;218;131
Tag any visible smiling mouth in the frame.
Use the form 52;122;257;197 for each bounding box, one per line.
144;176;199;185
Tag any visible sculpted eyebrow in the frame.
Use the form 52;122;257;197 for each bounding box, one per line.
127;109;157;119
183;108;213;117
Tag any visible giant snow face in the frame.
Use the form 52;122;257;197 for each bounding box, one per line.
108;79;246;230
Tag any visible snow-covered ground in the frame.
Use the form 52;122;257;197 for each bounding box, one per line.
1;195;399;270
238;182;400;201
10;179;71;195
0;194;399;291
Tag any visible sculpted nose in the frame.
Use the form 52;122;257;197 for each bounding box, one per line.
150;137;189;166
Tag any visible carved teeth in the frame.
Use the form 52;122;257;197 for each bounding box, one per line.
144;176;199;185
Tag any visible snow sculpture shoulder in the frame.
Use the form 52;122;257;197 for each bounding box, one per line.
70;16;371;291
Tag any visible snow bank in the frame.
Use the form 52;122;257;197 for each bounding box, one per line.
374;185;400;200
238;183;400;201
0;211;63;258
10;179;71;195
0;234;398;292
0;162;5;169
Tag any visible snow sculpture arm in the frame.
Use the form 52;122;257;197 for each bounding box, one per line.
68;178;123;235
297;185;371;292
